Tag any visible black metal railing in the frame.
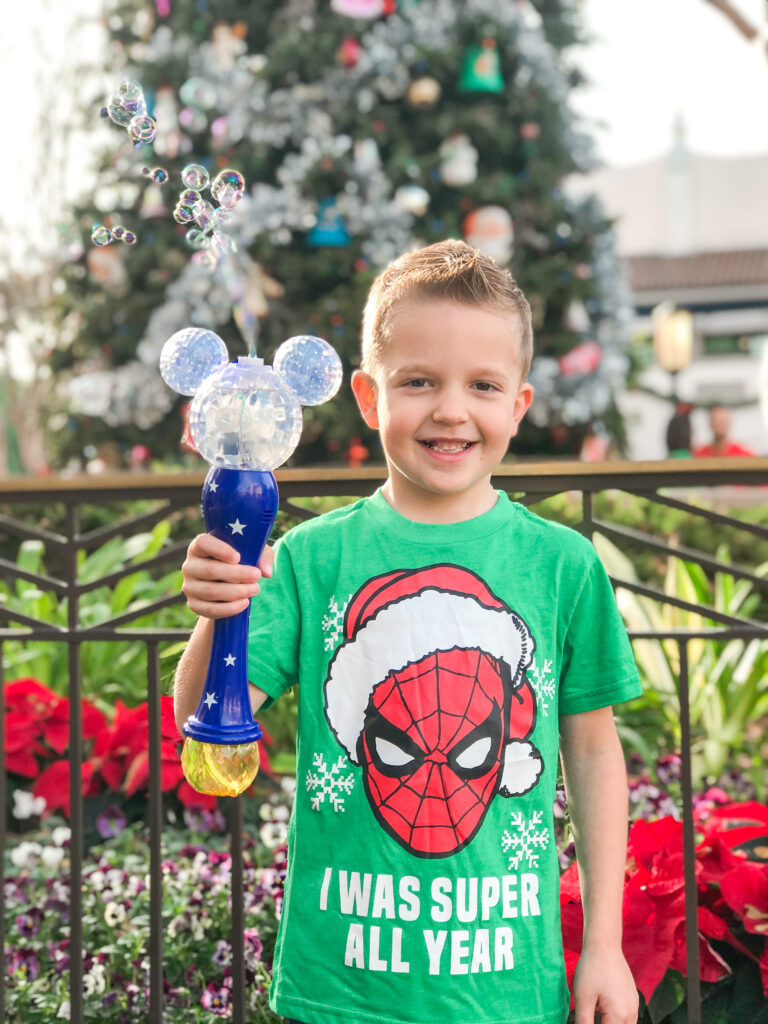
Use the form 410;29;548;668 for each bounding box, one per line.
1;458;767;1024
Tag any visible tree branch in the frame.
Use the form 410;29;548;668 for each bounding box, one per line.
702;0;758;41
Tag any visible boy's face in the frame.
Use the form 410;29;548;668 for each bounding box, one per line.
352;300;533;521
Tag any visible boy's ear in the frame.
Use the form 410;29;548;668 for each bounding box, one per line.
510;382;534;436
351;370;379;429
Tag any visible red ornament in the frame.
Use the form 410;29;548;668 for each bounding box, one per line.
558;339;602;377
336;36;361;67
520;121;540;141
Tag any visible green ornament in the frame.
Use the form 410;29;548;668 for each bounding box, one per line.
458;39;504;94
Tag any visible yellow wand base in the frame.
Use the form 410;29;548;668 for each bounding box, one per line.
181;737;261;797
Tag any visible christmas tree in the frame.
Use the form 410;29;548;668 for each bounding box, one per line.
51;0;633;469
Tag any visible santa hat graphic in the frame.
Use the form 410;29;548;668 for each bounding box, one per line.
323;564;543;797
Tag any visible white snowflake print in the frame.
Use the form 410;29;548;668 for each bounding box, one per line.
501;810;550;870
528;657;555;717
321;594;352;652
306;753;355;812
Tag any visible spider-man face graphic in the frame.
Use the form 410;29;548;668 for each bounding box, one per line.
357;648;535;858
324;565;542;860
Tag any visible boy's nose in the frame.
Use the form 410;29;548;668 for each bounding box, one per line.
432;387;469;423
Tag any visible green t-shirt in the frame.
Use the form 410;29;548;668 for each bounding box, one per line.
248;489;641;1024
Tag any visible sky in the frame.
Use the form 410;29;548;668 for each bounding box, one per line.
3;0;768;255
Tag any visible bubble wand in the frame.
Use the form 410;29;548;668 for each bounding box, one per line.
160;328;342;795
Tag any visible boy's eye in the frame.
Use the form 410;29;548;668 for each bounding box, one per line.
403;378;430;388
473;381;497;392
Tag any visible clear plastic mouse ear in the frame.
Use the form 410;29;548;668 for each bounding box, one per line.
273;335;343;406
159;327;229;396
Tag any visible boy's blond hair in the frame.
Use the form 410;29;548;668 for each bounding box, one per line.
361;239;533;379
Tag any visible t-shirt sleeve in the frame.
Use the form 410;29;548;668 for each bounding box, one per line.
558;552;642;715
246;536;301;707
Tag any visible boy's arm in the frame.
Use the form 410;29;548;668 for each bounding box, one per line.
173;533;273;734
559;705;638;1024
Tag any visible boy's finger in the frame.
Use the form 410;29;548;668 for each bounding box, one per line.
183;555;261;583
187;597;252;619
258;544;275;576
182;579;260;604
188;533;241;562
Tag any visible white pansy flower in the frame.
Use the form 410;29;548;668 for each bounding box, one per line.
104;901;126;927
13;790;46;819
41;846;65;870
10;841;42;869
57;1000;70;1019
51;826;71;847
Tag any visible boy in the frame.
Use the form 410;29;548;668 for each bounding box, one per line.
175;240;640;1024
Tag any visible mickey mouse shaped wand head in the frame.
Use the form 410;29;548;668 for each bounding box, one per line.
160;328;342;796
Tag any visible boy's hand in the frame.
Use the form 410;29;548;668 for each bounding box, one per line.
573;948;638;1024
181;533;274;619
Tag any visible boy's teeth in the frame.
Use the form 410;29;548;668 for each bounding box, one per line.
424;441;471;452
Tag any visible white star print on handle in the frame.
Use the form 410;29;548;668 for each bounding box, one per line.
228;518;246;535
224;654;236;666
203;691;218;709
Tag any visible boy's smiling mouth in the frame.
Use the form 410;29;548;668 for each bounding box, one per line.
419;439;476;453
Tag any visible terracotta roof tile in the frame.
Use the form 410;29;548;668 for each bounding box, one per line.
626;249;768;291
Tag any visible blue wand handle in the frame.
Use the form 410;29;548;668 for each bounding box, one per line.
183;466;279;745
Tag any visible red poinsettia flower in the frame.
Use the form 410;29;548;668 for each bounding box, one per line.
720;863;768;939
4;710;49;776
5;677;107;757
32;760;98;818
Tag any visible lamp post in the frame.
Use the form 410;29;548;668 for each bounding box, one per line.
652;302;694;401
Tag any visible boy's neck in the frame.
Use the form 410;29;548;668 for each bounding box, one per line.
380;478;499;524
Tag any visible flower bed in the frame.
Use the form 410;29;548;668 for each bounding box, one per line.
4;678;768;1022
4;809;288;1022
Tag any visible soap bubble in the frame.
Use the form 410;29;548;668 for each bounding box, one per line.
181;163;210;190
91;225;112;247
211;169;245;209
173;205;195;224
112;226;125;240
185;227;207;249
193;199;216;231
274;335;343;406
189;358;303;470
180;188;201;206
209;230;237;257
123;231;136;245
160;327;229;396
128;114;157;144
113;80;146;114
106;100;134;127
151;167;168;183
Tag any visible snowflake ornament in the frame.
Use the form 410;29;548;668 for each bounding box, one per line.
306;752;356;812
501;809;550;871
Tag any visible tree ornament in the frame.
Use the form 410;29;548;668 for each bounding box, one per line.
406;75;441;108
159;331;342;796
336;36;362;67
331;0;384;17
563;299;590;334
558;339;602;377
394;184;430;216
439;132;478;187
458;38;504;94
462;205;514;264
520;121;541;141
307;198;351;246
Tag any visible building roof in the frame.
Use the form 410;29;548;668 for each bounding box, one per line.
626;249;768;291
